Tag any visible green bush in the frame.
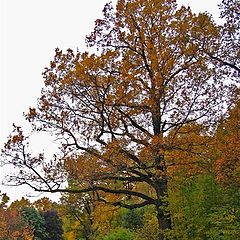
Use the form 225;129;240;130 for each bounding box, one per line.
102;227;135;240
122;208;144;230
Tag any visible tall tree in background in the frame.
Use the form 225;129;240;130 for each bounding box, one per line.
41;210;64;240
0;195;34;240
213;97;240;186
1;0;237;239
33;197;54;212
21;207;48;240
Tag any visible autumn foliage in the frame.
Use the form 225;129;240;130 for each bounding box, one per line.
1;0;239;239
213;99;240;186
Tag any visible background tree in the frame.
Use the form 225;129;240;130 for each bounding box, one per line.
41;210;64;240
0;191;9;208
166;95;240;239
9;197;31;211
60;189;119;240
102;228;135;240
1;0;237;239
0;207;34;240
167;173;240;239
33;197;54;212
212;97;240;186
21;207;48;240
60;192;98;240
0;194;34;240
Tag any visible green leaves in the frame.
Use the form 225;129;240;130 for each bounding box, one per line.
102;228;135;240
168;174;240;239
21;207;49;240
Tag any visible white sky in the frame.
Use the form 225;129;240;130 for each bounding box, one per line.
0;0;221;202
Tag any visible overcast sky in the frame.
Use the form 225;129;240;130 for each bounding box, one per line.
0;0;221;202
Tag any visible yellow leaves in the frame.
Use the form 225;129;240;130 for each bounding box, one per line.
22;227;34;240
214;158;228;183
12;230;24;240
9;198;31;210
151;135;164;147
64;154;102;182
167;146;204;176
60;76;73;86
138;135;164;162
165;124;211;180
93;202;117;234
38;95;50;112
103;140;130;168
64;224;79;240
214;148;240;186
138;146;153;163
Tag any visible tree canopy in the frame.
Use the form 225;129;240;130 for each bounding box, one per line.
1;0;239;239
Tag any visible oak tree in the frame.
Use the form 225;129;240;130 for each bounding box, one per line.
1;0;237;239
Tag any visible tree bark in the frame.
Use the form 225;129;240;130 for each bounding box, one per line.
155;176;171;240
156;205;171;240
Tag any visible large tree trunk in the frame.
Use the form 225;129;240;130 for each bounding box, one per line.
156;205;171;240
151;101;171;238
155;177;171;240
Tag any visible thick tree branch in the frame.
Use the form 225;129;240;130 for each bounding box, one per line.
207;52;240;73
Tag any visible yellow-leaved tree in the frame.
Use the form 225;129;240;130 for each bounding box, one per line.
1;0;238;239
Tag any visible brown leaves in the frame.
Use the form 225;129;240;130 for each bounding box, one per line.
3;125;25;150
0;206;34;240
213;99;240;186
64;154;101;182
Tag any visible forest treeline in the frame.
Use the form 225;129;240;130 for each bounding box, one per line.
1;0;239;239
